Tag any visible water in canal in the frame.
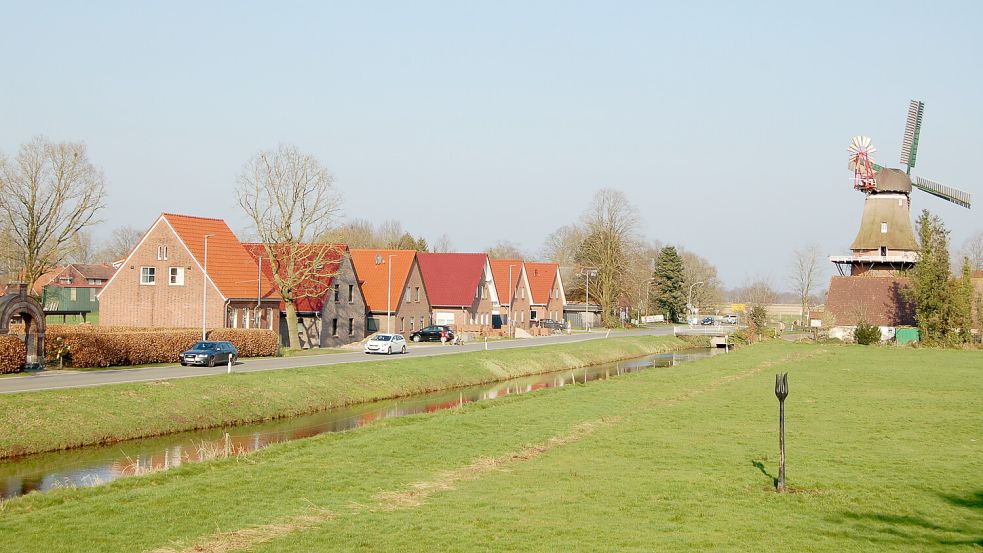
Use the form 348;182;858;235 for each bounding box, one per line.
0;348;718;499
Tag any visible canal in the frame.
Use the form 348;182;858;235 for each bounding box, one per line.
0;348;718;499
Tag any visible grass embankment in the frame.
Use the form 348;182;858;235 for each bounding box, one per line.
1;342;980;552
0;335;686;459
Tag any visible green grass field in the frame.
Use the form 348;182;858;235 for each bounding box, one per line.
1;342;980;552
0;335;686;458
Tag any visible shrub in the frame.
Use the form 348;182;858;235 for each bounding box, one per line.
0;336;26;374
207;329;279;358
854;321;881;345
34;326;279;368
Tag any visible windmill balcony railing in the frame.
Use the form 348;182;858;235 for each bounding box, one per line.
829;253;919;264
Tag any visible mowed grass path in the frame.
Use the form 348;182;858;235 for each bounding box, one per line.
1;343;980;552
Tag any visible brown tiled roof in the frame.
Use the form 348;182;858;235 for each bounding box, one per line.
163;213;279;300
350;250;417;313
73;264;116;280
824;276;915;327
489;259;523;305
524;262;560;306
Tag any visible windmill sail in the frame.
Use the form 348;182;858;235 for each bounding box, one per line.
912;175;971;208
900;100;924;170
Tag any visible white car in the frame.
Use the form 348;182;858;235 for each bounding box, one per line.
363;333;408;355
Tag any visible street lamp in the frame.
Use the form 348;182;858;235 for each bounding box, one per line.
202;234;214;340
687;281;705;323
375;253;396;333
508;264;517;338
581;267;598;331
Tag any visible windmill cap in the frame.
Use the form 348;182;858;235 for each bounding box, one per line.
874;168;912;194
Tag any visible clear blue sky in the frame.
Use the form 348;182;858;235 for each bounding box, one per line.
2;1;981;290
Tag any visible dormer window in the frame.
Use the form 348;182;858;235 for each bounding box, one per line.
157;245;168;260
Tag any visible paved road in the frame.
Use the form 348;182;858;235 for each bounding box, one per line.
0;327;676;394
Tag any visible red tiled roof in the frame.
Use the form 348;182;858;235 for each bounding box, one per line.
824;276;915;327
349;250;417;313
489;259;523;305
163;213;279;300
32;264;117;295
243;243;347;312
416;252;488;307
524;262;559;305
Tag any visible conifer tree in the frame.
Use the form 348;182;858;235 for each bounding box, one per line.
910;210;953;344
653;246;686;323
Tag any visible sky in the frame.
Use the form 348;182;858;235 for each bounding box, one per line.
2;1;981;290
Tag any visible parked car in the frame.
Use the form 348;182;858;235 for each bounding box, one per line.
701;316;715;326
180;341;238;367
721;314;738;325
364;333;408;355
539;319;564;332
410;325;455;343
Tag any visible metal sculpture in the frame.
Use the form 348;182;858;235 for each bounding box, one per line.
774;372;789;492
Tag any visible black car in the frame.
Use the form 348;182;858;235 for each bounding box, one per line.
410;325;455;342
539;319;565;331
180;341;238;367
701;316;715;326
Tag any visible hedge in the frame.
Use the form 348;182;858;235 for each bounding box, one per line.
0;325;279;370
0;336;26;374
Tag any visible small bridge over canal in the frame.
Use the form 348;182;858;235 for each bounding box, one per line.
674;325;739;348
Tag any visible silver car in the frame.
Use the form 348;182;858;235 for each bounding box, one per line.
363;333;408;355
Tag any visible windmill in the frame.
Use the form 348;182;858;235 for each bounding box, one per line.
832;100;973;277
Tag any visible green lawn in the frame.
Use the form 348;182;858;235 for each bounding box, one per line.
1;342;980;552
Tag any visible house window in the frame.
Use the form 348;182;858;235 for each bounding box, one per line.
242;309;249;328
348;284;354;303
881;222;888;234
333;284;340;303
70;288;77;301
348;318;354;336
880;246;887;256
399;317;404;332
169;267;184;285
406;287;411;303
415;287;420;302
157;245;168;260
140;267;156;285
410;318;415;331
332;318;338;337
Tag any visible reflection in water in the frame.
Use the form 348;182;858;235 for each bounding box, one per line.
0;348;717;499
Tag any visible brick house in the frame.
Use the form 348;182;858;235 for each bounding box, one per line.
244;243;366;348
524;262;566;325
98;213;280;330
417;252;498;331
33;263;116;322
350;249;429;337
489;259;530;329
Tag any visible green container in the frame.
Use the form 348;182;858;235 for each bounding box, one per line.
896;328;919;345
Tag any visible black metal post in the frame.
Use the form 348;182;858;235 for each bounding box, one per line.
774;372;788;492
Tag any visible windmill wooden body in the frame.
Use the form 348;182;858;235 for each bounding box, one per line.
831;101;972;277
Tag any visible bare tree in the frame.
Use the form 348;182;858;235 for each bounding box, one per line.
789;244;823;323
236;144;342;349
959;230;983;271
680;249;723;309
321;219;378;249
431;233;453;253
739;277;778;308
64;230;95;264
0;137;107;294
574;189;641;325
376;220;404;249
541;224;587;301
487;240;525;260
95;225;143;262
